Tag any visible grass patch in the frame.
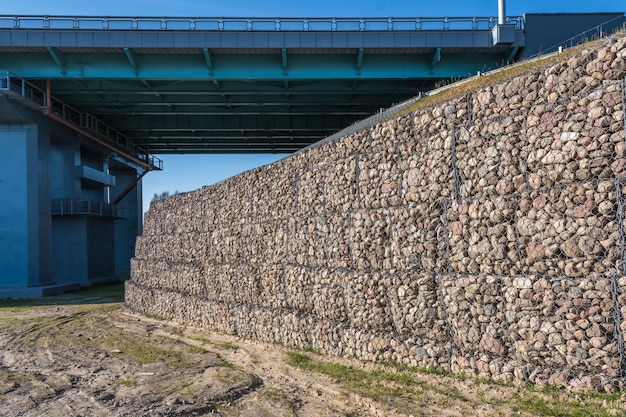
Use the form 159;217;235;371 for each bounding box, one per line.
0;314;65;334
284;352;625;416
94;334;191;366
285;351;419;402
509;386;625;417
303;345;320;354
422;365;449;376
171;381;197;398
187;345;206;354
114;378;136;388
285;351;368;384
216;342;238;350
165;357;194;368
45;313;195;368
0;304;121;350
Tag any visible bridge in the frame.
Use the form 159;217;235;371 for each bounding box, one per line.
0;10;624;297
0;14;528;154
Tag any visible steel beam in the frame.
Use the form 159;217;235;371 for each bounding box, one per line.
0;27;525;50
46;47;67;74
281;48;288;76
1;51;515;79
430;48;442;69
112;113;356;131
49;81;418;95
123;47;139;74
202;48;214;75
356;48;364;75
507;46;519;63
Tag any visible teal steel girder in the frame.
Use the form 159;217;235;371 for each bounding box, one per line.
46;78;421;95
202;48;214;75
37;77;425;152
123;47;139;73
46;46;67;72
111;113;356;131
0;50;509;79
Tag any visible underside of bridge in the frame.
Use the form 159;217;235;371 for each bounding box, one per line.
37;77;443;154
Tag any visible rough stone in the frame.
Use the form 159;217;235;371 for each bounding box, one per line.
128;32;626;391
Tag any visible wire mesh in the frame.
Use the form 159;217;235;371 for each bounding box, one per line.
129;34;626;391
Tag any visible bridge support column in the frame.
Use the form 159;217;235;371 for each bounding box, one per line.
0;96;141;297
0;121;54;297
109;163;143;278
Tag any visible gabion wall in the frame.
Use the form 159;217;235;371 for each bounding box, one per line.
127;34;626;391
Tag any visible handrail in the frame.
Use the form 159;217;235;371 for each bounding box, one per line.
51;198;131;218
0;71;162;171
0;71;46;107
0;15;525;31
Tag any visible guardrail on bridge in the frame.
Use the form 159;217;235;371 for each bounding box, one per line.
0;15;525;31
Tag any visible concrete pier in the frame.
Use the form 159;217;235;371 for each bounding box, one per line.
0;96;142;297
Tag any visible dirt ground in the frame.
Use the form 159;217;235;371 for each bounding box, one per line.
1;282;625;417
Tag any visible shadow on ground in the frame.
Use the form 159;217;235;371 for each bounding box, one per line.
0;280;126;308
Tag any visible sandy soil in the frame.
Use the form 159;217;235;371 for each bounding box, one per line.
1;286;624;417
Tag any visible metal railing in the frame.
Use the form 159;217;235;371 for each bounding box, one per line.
0;71;162;171
0;15;525;31
51;199;128;218
0;71;46;109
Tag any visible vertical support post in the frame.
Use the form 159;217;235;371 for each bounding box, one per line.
615;79;626;381
498;0;506;25
46;79;52;114
450;126;461;203
614;178;626;380
610;271;626;380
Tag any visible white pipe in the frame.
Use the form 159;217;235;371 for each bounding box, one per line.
498;0;506;25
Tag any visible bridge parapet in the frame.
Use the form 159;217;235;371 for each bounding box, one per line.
0;15;525;32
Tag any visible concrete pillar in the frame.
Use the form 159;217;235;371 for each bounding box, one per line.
109;162;142;277
0;123;47;289
0;96;138;297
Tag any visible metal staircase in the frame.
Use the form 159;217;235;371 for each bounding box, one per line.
0;71;162;171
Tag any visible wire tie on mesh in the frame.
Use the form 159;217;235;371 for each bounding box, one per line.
610;272;626;379
450;126;462;204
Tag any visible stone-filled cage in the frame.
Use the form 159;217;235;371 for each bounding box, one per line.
127;33;626;391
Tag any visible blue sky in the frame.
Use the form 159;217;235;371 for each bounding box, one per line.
4;0;625;212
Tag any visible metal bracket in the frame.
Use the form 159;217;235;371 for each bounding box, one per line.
356;48;364;75
281;48;288;76
46;47;67;75
203;48;214;76
123;47;139;75
430;48;442;69
506;46;519;64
